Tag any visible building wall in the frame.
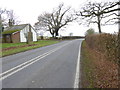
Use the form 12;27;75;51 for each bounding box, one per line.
20;25;29;42
20;25;37;42
31;28;37;41
2;24;37;43
2;34;12;43
12;31;20;43
20;29;27;42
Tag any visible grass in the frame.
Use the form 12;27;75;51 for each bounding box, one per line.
1;40;59;57
2;29;20;34
80;40;95;88
2;42;27;48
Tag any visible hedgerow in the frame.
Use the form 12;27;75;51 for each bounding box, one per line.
85;33;118;63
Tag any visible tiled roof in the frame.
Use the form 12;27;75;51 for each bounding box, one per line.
6;24;28;31
2;24;28;34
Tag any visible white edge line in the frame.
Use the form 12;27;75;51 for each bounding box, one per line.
74;41;81;88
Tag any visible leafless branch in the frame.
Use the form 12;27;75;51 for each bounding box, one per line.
76;1;120;33
36;3;75;37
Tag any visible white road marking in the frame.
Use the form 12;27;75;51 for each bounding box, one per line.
74;41;81;88
0;41;73;81
0;46;60;76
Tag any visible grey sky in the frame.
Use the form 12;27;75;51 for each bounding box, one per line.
0;0;118;36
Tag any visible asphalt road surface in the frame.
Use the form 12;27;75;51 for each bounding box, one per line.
1;39;83;88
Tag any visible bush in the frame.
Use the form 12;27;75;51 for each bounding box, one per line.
85;28;95;36
85;33;118;63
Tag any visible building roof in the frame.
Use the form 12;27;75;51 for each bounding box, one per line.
2;24;28;34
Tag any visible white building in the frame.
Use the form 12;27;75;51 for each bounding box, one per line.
2;24;37;43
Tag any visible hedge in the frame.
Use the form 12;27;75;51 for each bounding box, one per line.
85;33;118;63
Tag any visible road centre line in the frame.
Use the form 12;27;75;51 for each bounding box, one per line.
0;41;73;81
1;46;59;76
1;49;58;80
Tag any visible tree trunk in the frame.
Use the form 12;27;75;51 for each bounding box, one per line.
49;29;55;38
55;29;59;37
98;23;102;33
52;34;54;38
55;31;59;36
26;37;29;44
97;16;102;33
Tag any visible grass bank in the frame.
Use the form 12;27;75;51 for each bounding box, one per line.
1;40;59;57
80;41;95;88
80;40;118;88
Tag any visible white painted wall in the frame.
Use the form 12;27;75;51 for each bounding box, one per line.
31;28;37;41
20;24;37;42
20;28;27;42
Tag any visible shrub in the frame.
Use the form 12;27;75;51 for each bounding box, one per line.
85;28;95;36
85;33;118;63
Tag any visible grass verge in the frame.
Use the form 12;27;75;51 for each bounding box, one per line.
80;40;95;88
1;40;59;57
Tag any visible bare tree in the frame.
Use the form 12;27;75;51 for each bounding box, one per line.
0;8;8;35
0;9;20;29
36;13;55;37
0;8;8;25
7;10;20;26
35;3;76;38
76;1;120;33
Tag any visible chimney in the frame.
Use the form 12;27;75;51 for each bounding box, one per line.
8;19;13;27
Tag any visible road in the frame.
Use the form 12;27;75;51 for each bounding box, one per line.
1;39;83;88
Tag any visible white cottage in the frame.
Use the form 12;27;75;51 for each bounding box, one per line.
2;24;37;43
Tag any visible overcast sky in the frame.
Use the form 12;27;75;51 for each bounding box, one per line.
0;0;118;36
